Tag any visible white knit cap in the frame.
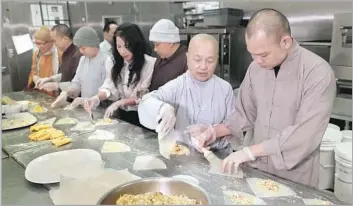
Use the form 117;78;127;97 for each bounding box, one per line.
149;19;180;43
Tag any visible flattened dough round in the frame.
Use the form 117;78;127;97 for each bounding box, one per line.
170;144;190;156
71;121;95;132
95;118;119;126
223;190;266;205
246;178;296;198
133;155;167;171
55;117;78;125
88;130;114;140
101;141;131;153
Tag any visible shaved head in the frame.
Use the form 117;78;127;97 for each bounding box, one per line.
187;33;218;81
245;9;293;69
189;33;218;55
246;8;291;41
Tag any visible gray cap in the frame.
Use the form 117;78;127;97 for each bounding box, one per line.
73;26;100;48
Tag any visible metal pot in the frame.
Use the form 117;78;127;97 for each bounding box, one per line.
97;177;212;205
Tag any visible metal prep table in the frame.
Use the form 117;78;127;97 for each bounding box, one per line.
1;91;345;205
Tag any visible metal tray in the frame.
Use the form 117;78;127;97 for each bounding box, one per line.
97;177;212;205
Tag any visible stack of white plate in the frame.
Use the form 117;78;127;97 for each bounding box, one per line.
334;142;352;204
319;126;342;190
341;130;352;143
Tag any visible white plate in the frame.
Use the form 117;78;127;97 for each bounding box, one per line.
25;149;104;184
2;112;37;131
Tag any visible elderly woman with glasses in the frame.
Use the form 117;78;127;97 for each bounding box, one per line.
27;26;62;89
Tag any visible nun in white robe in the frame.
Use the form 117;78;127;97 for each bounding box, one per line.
139;70;237;157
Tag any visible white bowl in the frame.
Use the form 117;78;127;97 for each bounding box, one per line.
16;101;29;112
4;104;22;115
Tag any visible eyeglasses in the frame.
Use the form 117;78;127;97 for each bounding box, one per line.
34;41;50;46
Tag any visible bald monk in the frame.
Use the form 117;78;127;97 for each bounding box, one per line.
188;9;336;187
138;34;236;156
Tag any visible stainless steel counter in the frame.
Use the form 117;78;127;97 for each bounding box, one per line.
2;158;52;204
1;91;344;205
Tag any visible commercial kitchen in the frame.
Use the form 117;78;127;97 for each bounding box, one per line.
1;1;352;205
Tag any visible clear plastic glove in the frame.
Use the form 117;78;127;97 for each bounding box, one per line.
221;148;252;174
33;75;40;88
185;124;216;152
69;97;86;109
51;91;68;108
67;84;80;99
40;82;59;92
104;100;123;118
156;103;176;138
36;77;51;88
83;96;100;113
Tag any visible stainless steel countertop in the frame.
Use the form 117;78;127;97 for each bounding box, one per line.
2;91;344;205
2;158;52;204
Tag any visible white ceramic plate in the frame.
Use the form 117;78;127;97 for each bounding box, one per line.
2;112;37;131
25;149;104;184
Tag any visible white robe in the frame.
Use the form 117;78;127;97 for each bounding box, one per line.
139;71;237;153
69;50;112;98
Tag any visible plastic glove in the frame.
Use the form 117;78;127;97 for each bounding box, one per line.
221;147;253;174
156;103;176;138
69;97;86;109
185;124;216;152
40;82;59;92
67;84;80;99
36;77;51;88
104;100;123;118
83;95;100;113
33;75;40;88
51;91;68;108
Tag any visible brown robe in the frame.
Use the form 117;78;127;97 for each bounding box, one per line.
226;40;336;187
148;45;188;92
59;43;82;82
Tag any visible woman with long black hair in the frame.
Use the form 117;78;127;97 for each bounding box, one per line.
84;22;156;126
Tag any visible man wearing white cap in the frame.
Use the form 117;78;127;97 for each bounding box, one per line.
148;19;188;91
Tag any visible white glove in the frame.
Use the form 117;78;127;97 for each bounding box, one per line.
221;147;255;174
69;97;86;109
83;95;100;113
156;103;176;138
39;82;59;92
51;91;68;108
104;100;123;118
33;75;40;87
36;77;51;88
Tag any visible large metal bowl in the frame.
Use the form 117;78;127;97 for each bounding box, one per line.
97;177;212;205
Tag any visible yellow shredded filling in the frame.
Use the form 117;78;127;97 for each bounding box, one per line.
230;194;255;204
260;179;279;192
170;144;190;156
116;192;200;205
31;105;46;113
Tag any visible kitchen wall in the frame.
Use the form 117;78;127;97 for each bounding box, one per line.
1;1;184;92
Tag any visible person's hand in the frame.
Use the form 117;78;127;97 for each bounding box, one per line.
33;75;40;88
36;77;51;88
51;91;68;108
39;82;59;92
155;103;176;138
70;97;86;109
104;100;123;118
221;147;254;174
83;96;100;113
185;124;216;152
